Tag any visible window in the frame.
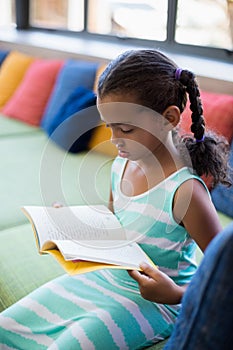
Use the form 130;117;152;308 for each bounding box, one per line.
87;0;168;41
176;0;232;51
0;0;15;28
15;0;233;61
30;0;84;31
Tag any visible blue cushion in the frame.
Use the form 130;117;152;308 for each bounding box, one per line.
211;142;233;218
40;59;98;132
0;50;9;66
48;86;101;153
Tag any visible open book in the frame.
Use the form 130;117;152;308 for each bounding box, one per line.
22;205;155;275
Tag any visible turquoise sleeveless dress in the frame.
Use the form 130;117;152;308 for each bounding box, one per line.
0;157;206;350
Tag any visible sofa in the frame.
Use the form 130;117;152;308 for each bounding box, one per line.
0;47;232;350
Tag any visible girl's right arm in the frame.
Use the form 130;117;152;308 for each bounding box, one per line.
128;263;187;304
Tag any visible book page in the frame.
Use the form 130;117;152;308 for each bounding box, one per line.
53;240;152;269
22;205;126;250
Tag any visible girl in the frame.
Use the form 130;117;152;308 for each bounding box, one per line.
0;49;230;349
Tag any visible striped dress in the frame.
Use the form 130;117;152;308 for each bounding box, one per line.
0;157;204;350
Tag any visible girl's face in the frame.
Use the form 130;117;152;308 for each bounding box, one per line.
97;94;169;162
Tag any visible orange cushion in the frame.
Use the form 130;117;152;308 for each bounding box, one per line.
180;90;233;143
93;64;107;93
2;59;64;126
0;51;34;108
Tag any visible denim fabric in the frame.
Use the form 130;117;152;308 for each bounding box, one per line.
211;141;233;218
164;222;233;350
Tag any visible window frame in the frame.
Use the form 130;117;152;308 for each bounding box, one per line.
15;0;233;63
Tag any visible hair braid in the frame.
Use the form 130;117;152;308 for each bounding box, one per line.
179;70;205;140
178;70;231;187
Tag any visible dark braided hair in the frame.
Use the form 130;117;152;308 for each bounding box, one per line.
98;49;231;188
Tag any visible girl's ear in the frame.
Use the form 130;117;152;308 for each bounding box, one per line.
162;106;180;128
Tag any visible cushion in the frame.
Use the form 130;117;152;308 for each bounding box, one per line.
0;224;64;311
48;86;101;153
0;131;112;229
211;141;233;218
0;113;39;137
93;64;107;93
0;49;9;66
180;90;233;143
41;59;98;132
88;124;118;157
2;59;64;126
0;50;34;108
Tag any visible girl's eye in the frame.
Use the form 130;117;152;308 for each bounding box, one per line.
121;128;133;133
105;124;133;133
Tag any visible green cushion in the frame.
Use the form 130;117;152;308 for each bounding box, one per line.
218;211;233;227
147;339;168;349
0;113;39;137
0;132;113;229
0;223;64;312
195;211;232;265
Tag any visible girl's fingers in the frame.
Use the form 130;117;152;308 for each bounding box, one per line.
139;262;159;279
52;202;63;208
128;269;144;282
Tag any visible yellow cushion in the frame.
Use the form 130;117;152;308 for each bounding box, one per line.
93;64;107;93
88;124;117;157
0;51;34;108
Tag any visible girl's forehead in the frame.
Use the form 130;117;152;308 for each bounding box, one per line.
97;100;163;128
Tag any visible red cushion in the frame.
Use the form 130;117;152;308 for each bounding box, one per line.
180;90;233;143
2;59;64;126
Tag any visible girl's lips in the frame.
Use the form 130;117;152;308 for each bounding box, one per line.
118;150;129;158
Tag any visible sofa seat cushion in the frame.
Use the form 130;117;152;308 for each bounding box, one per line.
0;132;49;229
217;211;233;227
0;223;64;312
0;129;112;229
0;113;39;137
147;339;168;350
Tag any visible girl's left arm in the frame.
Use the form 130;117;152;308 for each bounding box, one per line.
173;179;222;252
129;178;222;304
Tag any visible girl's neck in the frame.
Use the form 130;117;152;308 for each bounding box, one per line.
135;133;183;173
121;134;184;197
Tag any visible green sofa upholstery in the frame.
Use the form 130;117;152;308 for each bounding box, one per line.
0;48;232;349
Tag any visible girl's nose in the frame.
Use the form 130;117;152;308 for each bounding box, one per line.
111;136;124;147
111;133;124;147
111;129;119;144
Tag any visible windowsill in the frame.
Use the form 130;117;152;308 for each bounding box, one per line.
0;28;232;93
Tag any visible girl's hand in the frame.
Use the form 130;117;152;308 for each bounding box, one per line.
128;262;186;304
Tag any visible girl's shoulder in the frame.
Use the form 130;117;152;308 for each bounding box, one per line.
171;167;208;192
